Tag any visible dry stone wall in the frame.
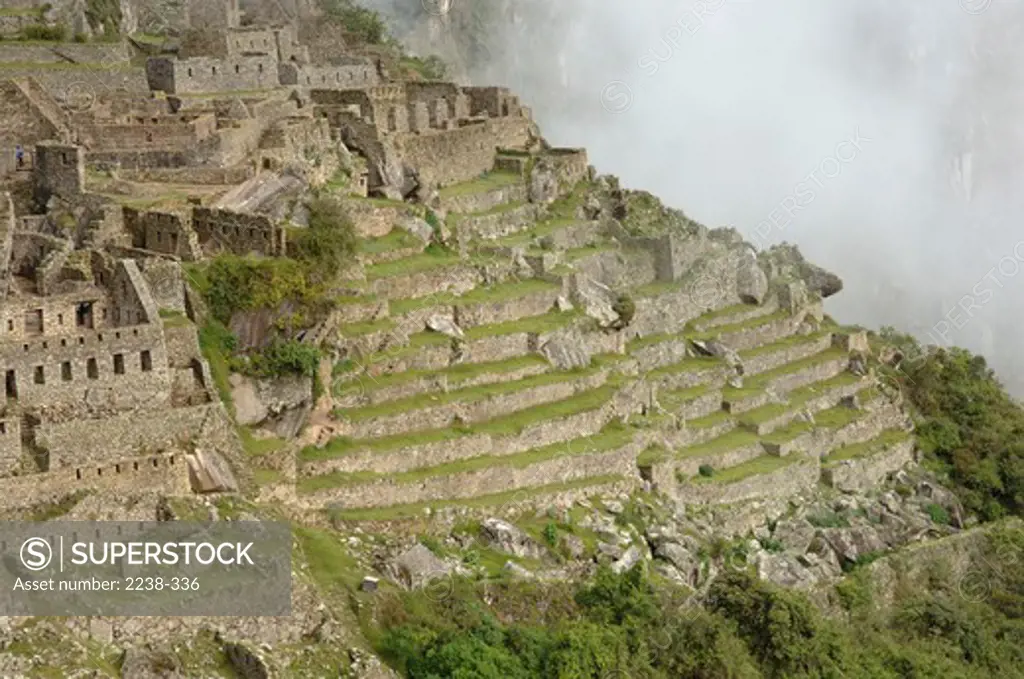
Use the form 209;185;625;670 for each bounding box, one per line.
823;438;916;492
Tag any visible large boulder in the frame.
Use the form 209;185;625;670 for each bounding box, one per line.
119;646;184;678
762;244;843;299
481;518;544;559
400;216;434;244
528;158;559;205
230;373;313;439
426;314;464;339
223;642;269;679
611;545;644;574
186;449;239;493
734;248;769;304
392;544;452;590
772;519;816;554
654;541;700;585
539;330;591;370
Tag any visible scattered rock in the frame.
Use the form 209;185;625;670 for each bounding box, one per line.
559;534;586;559
555;295;575;312
481;518;544;559
772;519;816;554
654;542;700;584
119;646;183;678
604;500;624;514
611;545;643;574
399;216;434;244
426;314;464;339
392;544;452;590
502;561;536;579
528;160;559;205
223;642;269;679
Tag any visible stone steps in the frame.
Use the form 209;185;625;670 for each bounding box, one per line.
740;331;835;376
453;202;540;241
329;367;610;440
453;279;562;329
300;426;643;511
657;384;723;421
438;175;527;214
364;251;479;300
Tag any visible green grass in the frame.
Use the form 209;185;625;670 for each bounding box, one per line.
739;330;830;359
238;427;286;456
760;421;814;445
340;317;395;337
455;279;558;306
462;309;581;340
358;228;424;255
364;247;460;280
564;243;618;261
335;365;602;423
691;309;791;341
158;308;191;328
334;354;548;400
686;410;734;430
631;279;687;299
675;429;760;460
659;383;716;410
690;303;761;328
813;403;866;429
692;455;797;484
724;348;849;398
493;217;580;248
388;294;450;316
823;429;912;465
464;200;527;217
295;526;364;593
299;424;633;493
439;171;523;198
330;474;626;521
647;354;724;378
302;381;621;462
637;444;670;467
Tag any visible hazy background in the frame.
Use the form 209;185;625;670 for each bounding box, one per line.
368;0;1024;394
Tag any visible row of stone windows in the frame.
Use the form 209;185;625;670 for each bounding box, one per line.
186;63;265;78
76;454;175;480
26;350;152;386
15;328;140;353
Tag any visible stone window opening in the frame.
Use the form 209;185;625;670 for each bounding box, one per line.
33;366;44;385
188;67;193;77
258;63;263;74
0;422;5;434
42;342;47;349
6;320;11;332
4;370;16;399
212;66;218;75
76;469;81;480
152;458;159;468
75;302;93;329
61;362;71;381
113;353;125;375
87;358;98;379
61;339;66;346
133;461;139;471
140;350;152;372
57;313;63;325
115;464;121;473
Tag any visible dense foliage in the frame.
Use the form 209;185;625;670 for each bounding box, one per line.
878;328;1024;520
373;541;1024;679
321;0;389;44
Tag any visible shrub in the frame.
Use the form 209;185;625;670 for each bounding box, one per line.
925;503;951;525
759;537;785;553
292;197;357;276
698;464;714;478
542;522;558;547
22;23;67;41
322;0;387;44
807;510;851;529
242;339;320;379
72;32;88;43
611;294;636;330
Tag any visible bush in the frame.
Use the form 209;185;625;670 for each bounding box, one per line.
241;339;320;379
611;294;636;330
322;0;387;44
542;522;558;547
292;197;358;276
698;464;714;478
72;32;88;43
925;503;951;525
22;23;67;41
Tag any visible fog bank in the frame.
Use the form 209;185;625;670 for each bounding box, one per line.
372;0;1024;394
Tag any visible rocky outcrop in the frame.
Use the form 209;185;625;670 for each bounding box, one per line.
481;518;544;559
392;544;452;590
230;373;313;439
762;243;843;299
734;248;769;304
186;449;239;493
540;330;591;370
119;646;184;678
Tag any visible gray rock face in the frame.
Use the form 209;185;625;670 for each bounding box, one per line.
611;545;643;574
655;542;700;585
426;314;464;339
481;518;544;559
820;527;888;565
393;544;451;590
575;280;619;328
735;248;769;304
528;159;559;205
230;373;313;438
763;243;843;299
223;642;269;679
773;519;816;554
400;216;434;244
540;331;591;370
560;533;586;559
757;552;820;589
186;449;239;493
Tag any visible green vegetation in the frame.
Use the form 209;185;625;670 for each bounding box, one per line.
291;196;358;280
400;54;448;80
20;23;67;41
358;228;424;256
455;279;557;307
691;455;796;485
370;553;1024;678
879;328;1024;521
823;430;912;466
238;338;320;379
611;293;636;330
462;310;581;341
364;246;459;280
321;0;388;44
85;0;122;37
439;171;522;199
